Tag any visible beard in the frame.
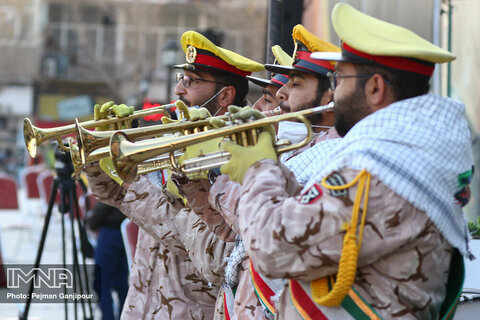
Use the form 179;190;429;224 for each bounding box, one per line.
334;85;371;137
178;94;219;115
178;95;191;108
201;95;220;115
278;101;290;113
279;94;324;124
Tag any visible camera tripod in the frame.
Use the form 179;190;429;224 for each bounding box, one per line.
20;146;94;320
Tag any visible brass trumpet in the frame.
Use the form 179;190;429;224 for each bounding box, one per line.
23;101;178;158
110;103;334;183
69;137;183;178
75;114;216;165
74;106;286;167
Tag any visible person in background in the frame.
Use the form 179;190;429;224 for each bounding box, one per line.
86;201;128;320
247;45;291;114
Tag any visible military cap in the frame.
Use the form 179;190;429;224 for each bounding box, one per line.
310;3;455;77
247;45;291;88
174;31;264;78
265;25;340;78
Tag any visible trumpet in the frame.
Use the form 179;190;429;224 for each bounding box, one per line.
69;137;183;178
76;114;216;165
23;101;178;158
74;106;286;167
110;103;334;183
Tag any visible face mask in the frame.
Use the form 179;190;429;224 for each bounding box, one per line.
277;121;308;144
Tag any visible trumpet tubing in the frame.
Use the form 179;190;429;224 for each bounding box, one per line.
110;132;191;183
23;101;179;158
70;136;182;179
76;116;215;164
111;103;334;183
75;105;287;166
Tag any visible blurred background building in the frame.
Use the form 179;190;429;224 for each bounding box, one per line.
0;0;478;219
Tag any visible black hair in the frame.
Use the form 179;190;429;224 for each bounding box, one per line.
316;75;331;101
354;64;431;101
306;75;331;124
212;72;249;106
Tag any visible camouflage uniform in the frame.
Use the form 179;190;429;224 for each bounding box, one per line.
177;130;341;320
84;163;234;320
236;159;452;320
179;174;267;320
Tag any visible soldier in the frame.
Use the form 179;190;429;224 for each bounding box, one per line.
247;45;291;114
84;30;263;319
219;3;473;319
175;25;343;319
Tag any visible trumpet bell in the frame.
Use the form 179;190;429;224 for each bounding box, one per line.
23;118;38;158
110;131;138;183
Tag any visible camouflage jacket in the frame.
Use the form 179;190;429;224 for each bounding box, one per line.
84;163;233;320
176;130;342;319
236;160;453;320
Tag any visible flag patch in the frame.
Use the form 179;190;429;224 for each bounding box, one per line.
299;184;323;204
325;172;348;197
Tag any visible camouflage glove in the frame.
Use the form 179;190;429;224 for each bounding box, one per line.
99;157;124;186
220;131;277;184
209;105;276;142
94;101;135;131
161;100;211;124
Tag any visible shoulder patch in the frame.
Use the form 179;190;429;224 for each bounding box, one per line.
299;184;323;204
325;172;348;197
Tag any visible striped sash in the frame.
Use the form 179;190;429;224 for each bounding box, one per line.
249;259;285;315
223;286;235;320
289;279;382;320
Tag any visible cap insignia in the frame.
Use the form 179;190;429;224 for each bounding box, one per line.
186;45;197;63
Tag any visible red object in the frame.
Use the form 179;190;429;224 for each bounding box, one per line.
194;52;251;77
0;173;19;209
21;165;45;199
289;279;328;319
142;100;177;121
343;42;435;76
0;249;6;288
297;51;335;71
37;171;60;206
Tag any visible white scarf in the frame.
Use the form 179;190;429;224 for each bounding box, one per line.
304;94;474;257
285;138;341;185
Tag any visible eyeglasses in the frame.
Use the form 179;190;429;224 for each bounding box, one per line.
326;72;391;91
326;72;373;90
176;73;225;88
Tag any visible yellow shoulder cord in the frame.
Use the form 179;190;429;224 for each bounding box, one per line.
310;169;371;307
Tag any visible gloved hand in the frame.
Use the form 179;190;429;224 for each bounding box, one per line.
94;101;135;131
95;101;134;183
165;170;183;199
99;157;124;186
161;100;211;124
209;105;276;142
220;131;277;184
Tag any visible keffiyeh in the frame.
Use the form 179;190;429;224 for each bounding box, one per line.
285;138;341;185
304;94;474;257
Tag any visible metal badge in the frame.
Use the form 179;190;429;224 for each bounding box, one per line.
186;45;197;63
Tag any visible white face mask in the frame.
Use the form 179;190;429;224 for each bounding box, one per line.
277;121;308;144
